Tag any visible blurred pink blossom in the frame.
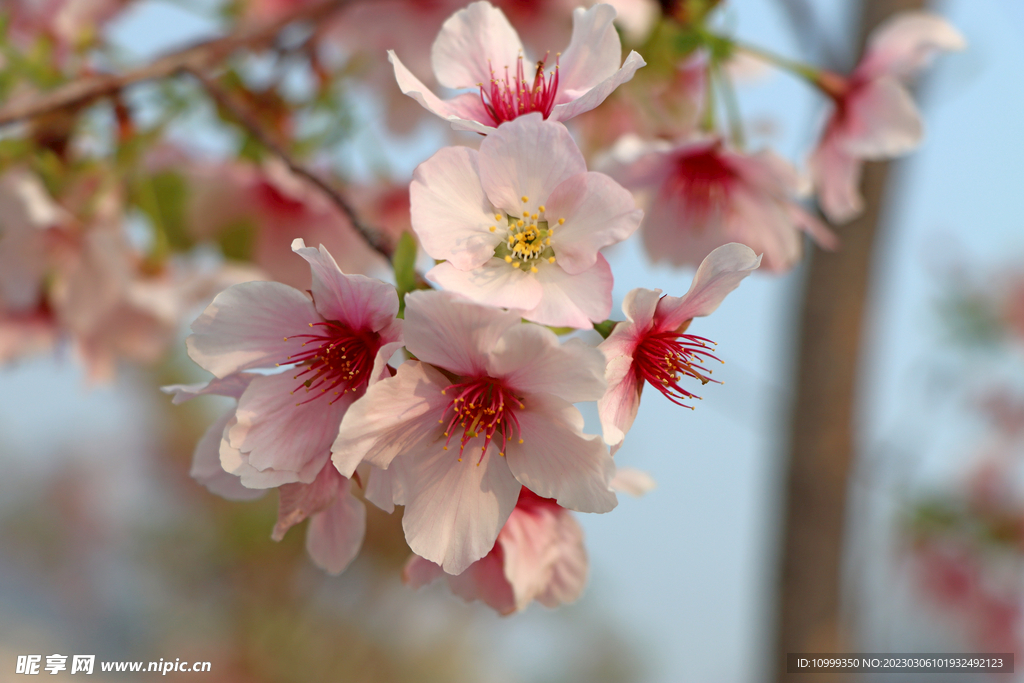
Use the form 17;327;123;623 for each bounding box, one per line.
606;135;834;272
810;11;965;223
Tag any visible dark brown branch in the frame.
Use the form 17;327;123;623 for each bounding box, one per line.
186;68;394;260
0;0;352;128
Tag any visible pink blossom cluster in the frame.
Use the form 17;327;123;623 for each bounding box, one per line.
150;0;966;615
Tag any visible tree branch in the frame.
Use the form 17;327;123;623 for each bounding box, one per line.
0;0;352;128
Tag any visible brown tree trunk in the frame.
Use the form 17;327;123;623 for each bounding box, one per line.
773;0;927;680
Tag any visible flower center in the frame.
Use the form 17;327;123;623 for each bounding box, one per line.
633;330;721;407
439;378;524;461
480;53;560;126
665;147;736;224
490;200;562;273
282;321;380;405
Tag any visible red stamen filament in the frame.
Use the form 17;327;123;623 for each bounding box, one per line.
282;321;379;405
663;146;736;224
439;379;524;462
634;331;722;407
480;53;560;126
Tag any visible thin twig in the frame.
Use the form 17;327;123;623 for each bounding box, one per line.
185;67;394;260
0;0;352;128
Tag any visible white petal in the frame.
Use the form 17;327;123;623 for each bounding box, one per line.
597;354;641;446
403;290;522;377
410;146;501;269
488;324;606;403
186;281;317;378
430;1;523;90
534;512;588;609
545;171;642;275
332;361;450;475
549;50;646;122
478;114;587;217
162;373;254;404
505;392;617;513
521;256;613;328
609;467;657;497
557;4;623;96
810;134;864;224
841;78;923;158
389;51;495;129
402;444;521;575
426;259;543;312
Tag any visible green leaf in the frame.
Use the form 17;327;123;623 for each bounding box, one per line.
393;231;418;318
593;319;619;339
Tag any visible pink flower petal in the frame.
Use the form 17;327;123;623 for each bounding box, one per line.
363;462;407;513
549;50;646;122
597;354;641;447
228;372;354;475
621;287;662;326
810;135;864;224
389;50;495;133
655;243;760;331
478;114;587;217
410;146;503;269
531;510;588;609
186;281;317;378
521;255;613;328
219;419;307;488
403;290;522;377
425;259;543;312
332;360;451;475
290;239;399;332
841;78;922;158
430;0;523;90
505;392;617;513
557;4;623;97
272;461;345;541
305;486;366;575
487;324;606;404
545;172;642;275
402;444;521;575
445;550;517;614
860;11;965;81
402;554;447;588
190;411;266;501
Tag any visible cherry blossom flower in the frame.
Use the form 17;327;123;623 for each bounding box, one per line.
332;290;615;575
8;0;128;57
810;11;965;223
412;114;642;328
606;135;833;272
598;243;760;447
164;374;369;575
185;239;403;489
402;465;654;614
389;1;646;134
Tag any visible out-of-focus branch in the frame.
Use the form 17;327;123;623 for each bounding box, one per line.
186;68;394;260
0;0;352;128
773;1;928;681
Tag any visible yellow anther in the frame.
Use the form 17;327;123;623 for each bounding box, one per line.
495;213;502;221
538;205;545;212
513;262;521;268
283;337;288;341
548;256;556;263
441;389;446;395
521;196;529;202
489;226;496;232
558;217;565;224
505;255;513;263
518;438;524;444
530;266;538;273
516;219;524;228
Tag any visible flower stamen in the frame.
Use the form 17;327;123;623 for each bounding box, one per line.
283;322;379;405
633;330;722;407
